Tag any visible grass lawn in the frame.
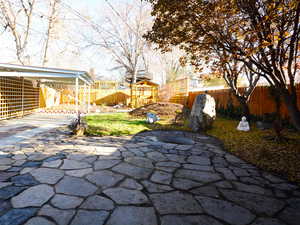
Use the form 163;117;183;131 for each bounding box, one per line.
85;112;190;136
208;117;300;184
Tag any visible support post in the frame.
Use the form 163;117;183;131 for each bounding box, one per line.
75;77;79;115
83;83;86;113
88;85;91;114
21;77;24;117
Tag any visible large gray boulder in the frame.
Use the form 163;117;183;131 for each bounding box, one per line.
189;94;216;131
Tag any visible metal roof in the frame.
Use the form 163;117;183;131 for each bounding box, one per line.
0;63;93;85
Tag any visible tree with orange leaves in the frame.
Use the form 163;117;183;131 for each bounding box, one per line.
145;0;300;130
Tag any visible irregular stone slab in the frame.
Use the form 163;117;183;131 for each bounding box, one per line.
187;156;210;165
225;154;245;164
10;174;39;186
94;146;119;155
125;157;154;169
30;168;64;184
112;163;152;179
103;187;148;205
156;166;176;173
42;159;62;168
0;158;12;165
251;218;286;225
70;210;109;225
161;215;223;225
43;154;66;162
24;217;56;225
0;186;26;200
13;160;26;166
176;145;193;151
172;178;203;190
21;161;42;168
0;182;11;189
165;154;186;163
38;204;75;225
150;171;172;185
51;194;83;209
0;208;38;225
11;184;54;208
20;167;35;175
279;198;300;225
13;154;27;160
175;169;221;183
106;206;157;225
146;152;167;162
80;195;114;210
216;167;237;180
156;162;180;168
67;154;88;161
159;136;195;145
221;190;285;216
65;168;93;177
94;159;120;170
0;172;17;182
233;181;270;195
120;178;143;190
213;180;233;188
183;164;214;171
7;167;22;172
0;166;11;171
86;170;124;188
55;176;97;197
196;196;255;225
150;191;202;214
142;181;173;193
0;199;11;217
60;159;91;170
28;153;49;161
232;167;250;177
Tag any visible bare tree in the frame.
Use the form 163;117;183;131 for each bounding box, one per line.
42;0;60;66
0;0;36;64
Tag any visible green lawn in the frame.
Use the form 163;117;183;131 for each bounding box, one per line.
85;112;190;136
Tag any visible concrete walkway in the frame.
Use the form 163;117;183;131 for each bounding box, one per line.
0;128;299;225
0;113;75;147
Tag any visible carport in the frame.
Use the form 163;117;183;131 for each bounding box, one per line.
0;63;93;120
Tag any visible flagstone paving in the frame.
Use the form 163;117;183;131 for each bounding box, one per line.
0;128;299;225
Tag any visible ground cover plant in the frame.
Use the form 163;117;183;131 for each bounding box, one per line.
208;117;300;185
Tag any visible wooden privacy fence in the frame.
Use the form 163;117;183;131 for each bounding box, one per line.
187;84;300;118
159;77;190;105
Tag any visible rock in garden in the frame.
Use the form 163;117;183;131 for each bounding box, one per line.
189;94;216;131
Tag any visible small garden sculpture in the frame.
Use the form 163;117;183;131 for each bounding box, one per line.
146;112;159;124
237;116;250;131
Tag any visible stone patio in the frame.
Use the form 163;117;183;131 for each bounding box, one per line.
0;128;299;225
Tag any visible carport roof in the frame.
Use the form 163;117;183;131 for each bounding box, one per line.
0;63;93;85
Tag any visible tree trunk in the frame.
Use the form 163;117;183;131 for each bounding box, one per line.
236;96;250;120
282;92;300;131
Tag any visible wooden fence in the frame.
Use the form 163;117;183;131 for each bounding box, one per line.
159;77;190;105
187;84;300;119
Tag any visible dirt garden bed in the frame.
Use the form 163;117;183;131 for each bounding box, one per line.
129;102;184;118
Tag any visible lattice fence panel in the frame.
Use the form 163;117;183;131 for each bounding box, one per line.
0;77;39;120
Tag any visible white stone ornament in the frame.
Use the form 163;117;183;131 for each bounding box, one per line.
146;112;159;124
237;116;250;131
